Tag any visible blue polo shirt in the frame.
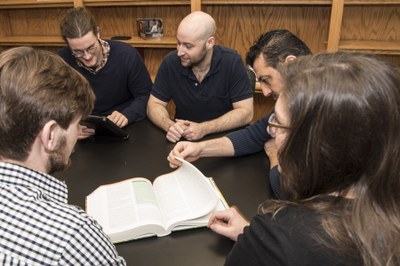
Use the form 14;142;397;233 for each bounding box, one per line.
152;45;253;122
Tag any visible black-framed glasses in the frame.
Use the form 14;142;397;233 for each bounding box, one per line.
71;42;97;58
267;112;290;138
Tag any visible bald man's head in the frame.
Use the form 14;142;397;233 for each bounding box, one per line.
177;11;216;42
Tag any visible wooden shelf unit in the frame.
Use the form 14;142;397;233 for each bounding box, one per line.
0;35;177;48
0;0;74;8
0;0;398;54
0;0;398;121
201;0;400;4
338;40;400;55
327;0;400;54
83;0;191;7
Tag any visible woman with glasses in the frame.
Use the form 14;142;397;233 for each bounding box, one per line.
208;52;400;266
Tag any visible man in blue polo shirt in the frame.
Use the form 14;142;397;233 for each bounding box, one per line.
147;11;254;143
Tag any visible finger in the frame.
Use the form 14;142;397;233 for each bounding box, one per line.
209;210;232;225
107;111;118;120
167;152;182;166
167;158;181;168
172;124;185;135
168;127;184;141
116;117;125;127
113;115;124;127
166;132;179;143
166;135;177;143
82;127;95;134
208;223;233;238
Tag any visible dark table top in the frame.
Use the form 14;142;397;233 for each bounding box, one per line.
54;119;271;266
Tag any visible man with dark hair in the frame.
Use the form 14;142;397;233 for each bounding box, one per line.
246;29;312;69
0;47;126;265
58;7;152;138
168;29;311;199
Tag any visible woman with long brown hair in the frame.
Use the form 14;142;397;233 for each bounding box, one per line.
208;52;400;266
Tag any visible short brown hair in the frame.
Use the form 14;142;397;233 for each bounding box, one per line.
0;47;95;161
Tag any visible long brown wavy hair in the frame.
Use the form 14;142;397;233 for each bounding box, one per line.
260;52;400;265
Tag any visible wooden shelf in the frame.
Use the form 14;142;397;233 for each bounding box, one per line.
83;0;190;6
0;0;74;8
0;36;64;46
202;0;331;4
0;0;192;8
1;0;397;8
201;0;400;5
339;40;400;55
124;36;176;48
0;35;177;48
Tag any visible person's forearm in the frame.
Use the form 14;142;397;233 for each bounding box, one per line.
200;107;253;136
198;137;235;157
147;105;174;132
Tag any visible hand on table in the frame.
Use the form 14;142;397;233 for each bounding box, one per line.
107;111;128;128
166;119;190;143
181;120;206;141
167;141;202;168
78;125;95;140
208;206;250;242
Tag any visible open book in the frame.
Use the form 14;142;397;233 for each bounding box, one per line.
86;157;228;243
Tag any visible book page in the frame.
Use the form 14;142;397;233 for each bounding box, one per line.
87;177;165;242
172;177;229;231
153;159;219;231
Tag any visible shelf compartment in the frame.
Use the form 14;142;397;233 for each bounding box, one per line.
0;0;74;9
83;0;190;7
0;35;177;48
339;40;400;55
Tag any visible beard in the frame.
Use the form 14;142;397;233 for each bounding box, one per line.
47;136;71;175
180;43;208;68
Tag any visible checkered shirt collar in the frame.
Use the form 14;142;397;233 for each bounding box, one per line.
76;38;110;75
0;162;68;204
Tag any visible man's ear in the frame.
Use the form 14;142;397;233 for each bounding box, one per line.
284;55;297;63
40;120;59;151
206;36;215;50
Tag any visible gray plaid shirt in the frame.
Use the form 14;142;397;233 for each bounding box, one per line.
0;162;126;265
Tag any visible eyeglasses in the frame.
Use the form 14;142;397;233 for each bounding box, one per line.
71;42;97;58
267;112;290;138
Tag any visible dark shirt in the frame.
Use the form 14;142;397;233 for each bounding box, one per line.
151;45;253;122
226;197;362;266
58;40;152;124
227;113;271;156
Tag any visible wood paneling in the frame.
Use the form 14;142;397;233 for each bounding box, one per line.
0;1;398;120
87;6;189;38
0;8;69;36
204;5;330;58
341;5;399;41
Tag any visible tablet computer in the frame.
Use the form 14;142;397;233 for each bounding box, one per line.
81;115;130;140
